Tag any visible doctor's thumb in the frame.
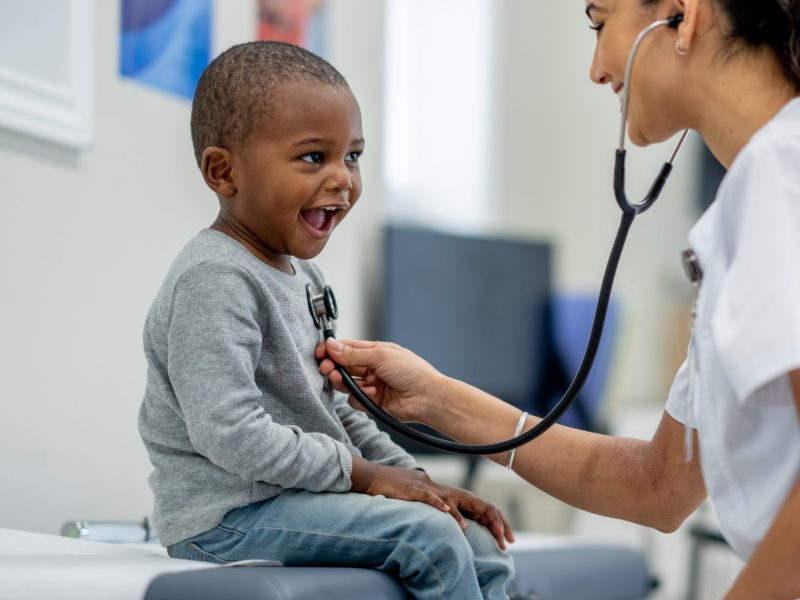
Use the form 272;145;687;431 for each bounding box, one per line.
325;338;378;369
325;338;362;366
326;338;346;355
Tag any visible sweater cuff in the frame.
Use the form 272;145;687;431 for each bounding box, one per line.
336;443;354;490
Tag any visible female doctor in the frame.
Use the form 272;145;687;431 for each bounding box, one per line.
318;0;800;597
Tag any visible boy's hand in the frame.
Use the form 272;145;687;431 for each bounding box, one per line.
438;484;515;550
350;457;513;549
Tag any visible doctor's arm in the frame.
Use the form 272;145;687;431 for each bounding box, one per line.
724;369;800;600
318;339;707;533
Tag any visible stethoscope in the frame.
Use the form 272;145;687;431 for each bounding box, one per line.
308;13;689;455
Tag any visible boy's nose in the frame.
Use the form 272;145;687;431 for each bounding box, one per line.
326;163;353;192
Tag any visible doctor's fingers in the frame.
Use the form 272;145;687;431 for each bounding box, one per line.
316;339;376;363
347;381;383;410
347;389;379;412
315;340;385;361
324;338;402;370
319;357;370;380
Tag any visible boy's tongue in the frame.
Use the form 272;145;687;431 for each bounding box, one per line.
301;208;328;230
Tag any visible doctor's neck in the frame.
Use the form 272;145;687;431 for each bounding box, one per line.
690;51;798;169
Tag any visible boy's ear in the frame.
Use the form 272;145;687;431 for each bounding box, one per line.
201;147;236;197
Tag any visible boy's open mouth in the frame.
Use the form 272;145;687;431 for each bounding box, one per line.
300;207;341;236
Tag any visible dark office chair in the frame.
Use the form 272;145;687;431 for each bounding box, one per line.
535;293;622;434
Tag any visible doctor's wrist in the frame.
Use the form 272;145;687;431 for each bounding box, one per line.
423;375;470;428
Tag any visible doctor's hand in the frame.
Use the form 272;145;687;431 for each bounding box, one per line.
350;457;514;550
316;339;447;424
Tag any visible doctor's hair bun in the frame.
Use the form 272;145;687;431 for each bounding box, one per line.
191;41;349;168
716;0;800;90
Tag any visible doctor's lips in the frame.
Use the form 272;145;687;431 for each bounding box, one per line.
612;82;624;95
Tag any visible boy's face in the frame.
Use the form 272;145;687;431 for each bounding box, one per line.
222;81;364;269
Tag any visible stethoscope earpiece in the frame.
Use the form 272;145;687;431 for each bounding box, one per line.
667;13;684;29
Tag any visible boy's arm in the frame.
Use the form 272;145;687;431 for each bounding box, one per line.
333;393;420;470
167;264;353;492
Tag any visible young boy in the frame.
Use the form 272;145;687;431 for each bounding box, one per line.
138;41;514;600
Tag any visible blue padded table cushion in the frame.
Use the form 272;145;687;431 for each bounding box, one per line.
144;566;409;600
508;543;655;600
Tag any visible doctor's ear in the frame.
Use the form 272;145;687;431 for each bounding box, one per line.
673;0;713;55
201;147;237;197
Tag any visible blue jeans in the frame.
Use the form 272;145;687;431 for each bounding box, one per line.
168;490;514;600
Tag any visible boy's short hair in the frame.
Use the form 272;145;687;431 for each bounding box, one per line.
190;41;349;167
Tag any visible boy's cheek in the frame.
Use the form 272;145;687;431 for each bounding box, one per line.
338;208;353;224
349;178;363;205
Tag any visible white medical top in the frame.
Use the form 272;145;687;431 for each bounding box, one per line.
665;97;800;561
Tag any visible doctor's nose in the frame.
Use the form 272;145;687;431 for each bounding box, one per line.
589;51;611;85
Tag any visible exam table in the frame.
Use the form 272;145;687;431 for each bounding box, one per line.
1;526;656;599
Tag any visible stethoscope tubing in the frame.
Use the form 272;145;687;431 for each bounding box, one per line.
328;211;635;455
324;14;687;456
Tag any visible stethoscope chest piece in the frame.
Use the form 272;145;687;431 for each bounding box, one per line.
306;284;338;336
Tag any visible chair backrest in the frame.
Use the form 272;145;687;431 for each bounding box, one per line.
536;293;622;432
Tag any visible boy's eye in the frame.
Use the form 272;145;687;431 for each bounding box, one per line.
300;152;324;164
345;151;362;163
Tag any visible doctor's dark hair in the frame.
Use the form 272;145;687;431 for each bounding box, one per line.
190;41;349;167
644;0;800;90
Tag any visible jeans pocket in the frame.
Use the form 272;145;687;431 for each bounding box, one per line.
186;542;230;565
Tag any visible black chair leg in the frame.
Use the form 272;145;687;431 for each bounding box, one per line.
461;456;482;491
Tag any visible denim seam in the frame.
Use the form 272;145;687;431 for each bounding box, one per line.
187;542;230;564
395;540;446;597
247;525;445;596
215;523;247;537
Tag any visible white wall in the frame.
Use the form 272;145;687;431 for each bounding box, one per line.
383;0;495;231
0;0;384;535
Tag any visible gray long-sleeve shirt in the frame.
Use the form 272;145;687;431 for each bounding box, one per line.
138;229;418;547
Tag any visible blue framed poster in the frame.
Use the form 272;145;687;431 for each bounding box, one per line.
120;0;211;100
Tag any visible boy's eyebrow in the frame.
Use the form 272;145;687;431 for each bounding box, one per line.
293;137;366;147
